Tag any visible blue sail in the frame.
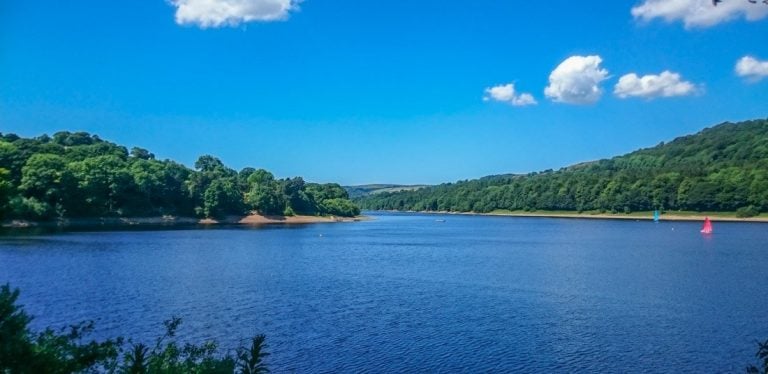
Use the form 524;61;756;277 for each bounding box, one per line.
653;210;660;222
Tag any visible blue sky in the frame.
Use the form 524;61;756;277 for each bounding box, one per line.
1;0;767;185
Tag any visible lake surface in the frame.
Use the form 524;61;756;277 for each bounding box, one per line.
1;212;767;372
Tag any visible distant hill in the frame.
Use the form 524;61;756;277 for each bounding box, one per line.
344;184;430;199
356;118;768;217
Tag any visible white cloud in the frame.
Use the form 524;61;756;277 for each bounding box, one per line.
483;83;537;106
544;55;609;105
735;56;768;82
614;71;698;99
170;0;301;28
632;0;768;28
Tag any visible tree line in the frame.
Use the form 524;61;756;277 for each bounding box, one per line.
357;119;768;217
0;131;360;221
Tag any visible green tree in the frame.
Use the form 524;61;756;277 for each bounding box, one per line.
130;147;155;160
188;155;237;216
238;167;258;192
245;182;285;215
191;155;217;175
128;159;167;214
247;169;275;186
319;198;361;217
0;140;25;185
19;154;73;218
52;131;97;146
0;168;11;219
0;284;34;371
236;335;270;374
244;170;287;215
0;284;120;373
67;155;133;216
203;178;245;218
281;177;315;215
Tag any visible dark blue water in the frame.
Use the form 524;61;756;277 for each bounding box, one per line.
1;212;766;372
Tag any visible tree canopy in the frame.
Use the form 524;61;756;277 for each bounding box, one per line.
0;131;360;220
357;119;768;216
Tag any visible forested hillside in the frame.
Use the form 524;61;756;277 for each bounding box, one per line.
357;119;768;216
0;131;359;220
344;184;430;199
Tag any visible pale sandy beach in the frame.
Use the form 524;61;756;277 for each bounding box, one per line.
2;214;368;228
411;210;768;223
209;214;367;225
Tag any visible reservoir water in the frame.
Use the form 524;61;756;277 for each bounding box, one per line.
1;212;766;372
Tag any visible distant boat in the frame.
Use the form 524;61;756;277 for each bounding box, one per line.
435;219;446;223
653;210;660;223
700;217;713;234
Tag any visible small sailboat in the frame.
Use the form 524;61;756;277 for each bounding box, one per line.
700;217;713;234
653;210;660;223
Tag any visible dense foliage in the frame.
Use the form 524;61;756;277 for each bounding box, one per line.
0;284;269;373
0;131;359;220
357;119;768;215
344;184;431;199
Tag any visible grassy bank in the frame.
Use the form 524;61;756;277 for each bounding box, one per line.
483;209;768;222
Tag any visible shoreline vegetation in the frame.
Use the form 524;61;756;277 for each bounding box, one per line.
0;131;361;224
0;284;271;373
2;213;369;229
356;119;768;219
405;209;768;223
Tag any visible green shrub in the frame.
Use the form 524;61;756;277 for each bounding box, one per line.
736;205;760;218
0;284;270;373
319;198;360;217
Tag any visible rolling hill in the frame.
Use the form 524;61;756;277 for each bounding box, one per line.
356;118;768;217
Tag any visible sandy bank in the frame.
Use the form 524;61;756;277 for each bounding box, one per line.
488;212;768;223
409;210;768;223
2;214;368;228
202;214;368;225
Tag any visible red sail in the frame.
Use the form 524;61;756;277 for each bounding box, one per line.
700;217;713;234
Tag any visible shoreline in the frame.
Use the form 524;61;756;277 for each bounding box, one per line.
2;214;368;229
387;210;768;223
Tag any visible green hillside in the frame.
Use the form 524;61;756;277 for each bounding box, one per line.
0;131;359;220
344;184;429;199
357;118;768;217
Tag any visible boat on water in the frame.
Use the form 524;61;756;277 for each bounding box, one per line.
700;217;713;234
435;219;446;223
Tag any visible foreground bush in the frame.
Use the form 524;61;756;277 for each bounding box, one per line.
747;339;768;374
0;284;269;373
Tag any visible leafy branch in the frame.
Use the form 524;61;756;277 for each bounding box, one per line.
0;284;270;373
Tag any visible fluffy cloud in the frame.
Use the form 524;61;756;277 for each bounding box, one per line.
614;71;698;99
170;0;301;28
632;0;768;28
544;55;609;105
483;83;537;106
735;56;768;82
